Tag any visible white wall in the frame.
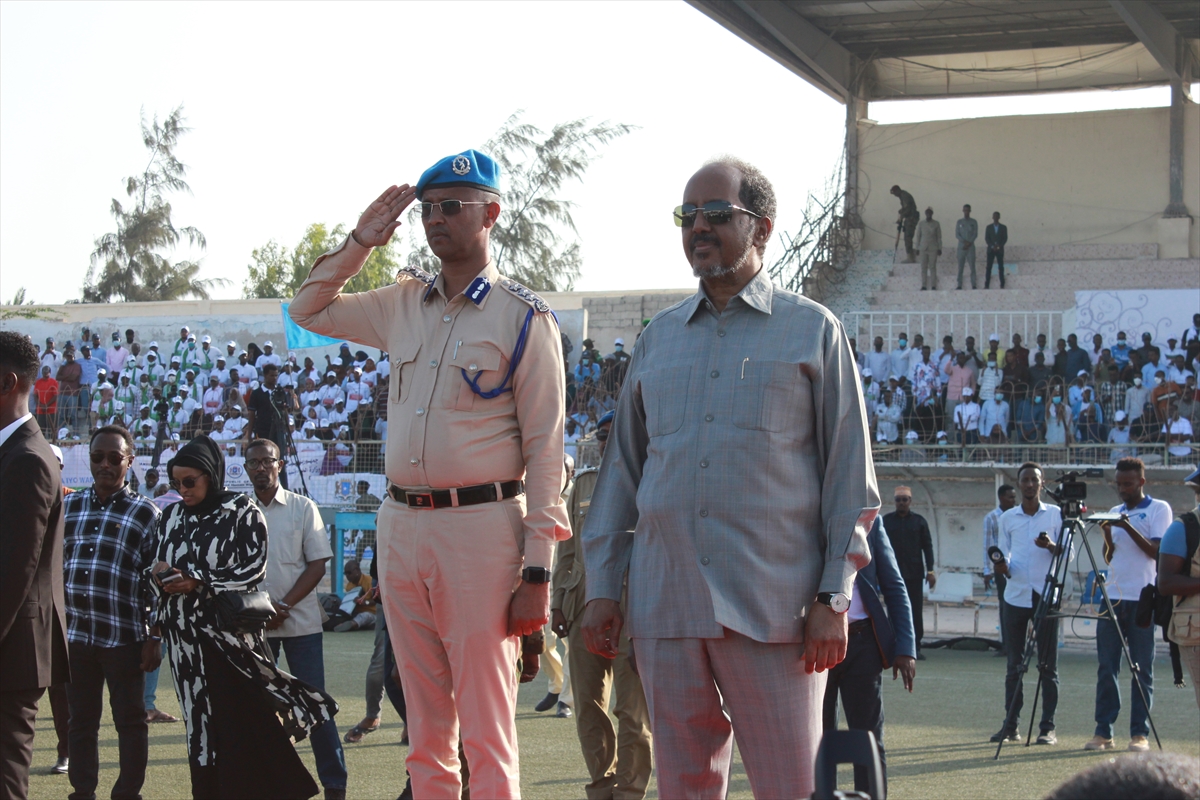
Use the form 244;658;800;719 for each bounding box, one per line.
858;103;1200;257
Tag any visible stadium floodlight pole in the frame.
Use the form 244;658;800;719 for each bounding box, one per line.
994;476;1160;758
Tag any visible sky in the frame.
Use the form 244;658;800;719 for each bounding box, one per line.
0;1;1176;305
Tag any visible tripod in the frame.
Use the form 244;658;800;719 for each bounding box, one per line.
267;397;310;498
994;499;1161;758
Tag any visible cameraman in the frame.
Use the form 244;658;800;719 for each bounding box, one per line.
991;462;1071;745
246;363;297;488
1087;457;1170;752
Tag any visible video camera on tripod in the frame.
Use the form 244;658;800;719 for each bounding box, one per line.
1043;468;1103;518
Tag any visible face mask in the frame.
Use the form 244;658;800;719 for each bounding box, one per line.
1052;396;1062;404
995;395;1004;402
987;361;996;368
1035;396;1043;403
1133;378;1142;386
1154;376;1163;385
1117;339;1126;345
899;339;907;348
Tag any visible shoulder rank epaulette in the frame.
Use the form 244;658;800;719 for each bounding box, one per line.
501;280;551;313
396;265;435;285
575;466;600;477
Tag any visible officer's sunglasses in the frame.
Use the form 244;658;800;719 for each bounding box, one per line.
674;201;763;228
416;200;491;219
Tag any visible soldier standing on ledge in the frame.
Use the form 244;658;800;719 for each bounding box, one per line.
883;486;936;659
890;185;920;263
289;150;569;799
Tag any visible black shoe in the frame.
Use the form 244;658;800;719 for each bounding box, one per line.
990;728;1021;743
1036;731;1057;745
325;788;346;800
534;692;559;713
916;652;927;661
556;702;573;718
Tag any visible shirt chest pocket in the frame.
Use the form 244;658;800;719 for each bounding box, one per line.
641;365;691;437
451;345;505;412
389;344;420;405
733;360;803;433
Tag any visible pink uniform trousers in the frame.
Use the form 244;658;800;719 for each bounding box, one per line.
377;496;525;799
635;629;827;799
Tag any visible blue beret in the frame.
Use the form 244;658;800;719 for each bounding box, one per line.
416;150;501;199
1185;465;1200;487
597;410;616;427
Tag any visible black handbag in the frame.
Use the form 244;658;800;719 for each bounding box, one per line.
213;590;276;634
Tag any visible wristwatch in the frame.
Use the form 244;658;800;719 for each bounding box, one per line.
521;567;552;585
816;592;851;614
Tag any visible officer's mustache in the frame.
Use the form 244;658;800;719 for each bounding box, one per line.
690;233;719;251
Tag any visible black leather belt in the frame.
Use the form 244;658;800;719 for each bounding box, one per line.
848;618;873;636
388;480;524;509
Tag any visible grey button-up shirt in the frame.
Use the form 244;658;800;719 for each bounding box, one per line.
956;217;978;246
582;268;879;643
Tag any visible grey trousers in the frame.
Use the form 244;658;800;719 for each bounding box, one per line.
957;243;977;288
365;613;388;719
636;630;826;800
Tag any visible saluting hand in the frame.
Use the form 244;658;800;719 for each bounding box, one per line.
353;184;417;248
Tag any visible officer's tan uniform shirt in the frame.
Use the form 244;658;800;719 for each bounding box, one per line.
552;468;598;625
289;235;569;568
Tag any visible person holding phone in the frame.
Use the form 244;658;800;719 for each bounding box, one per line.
150;435;336;799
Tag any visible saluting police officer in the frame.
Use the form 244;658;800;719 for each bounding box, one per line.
290;150;569;799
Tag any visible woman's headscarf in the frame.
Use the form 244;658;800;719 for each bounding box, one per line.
167;435;238;518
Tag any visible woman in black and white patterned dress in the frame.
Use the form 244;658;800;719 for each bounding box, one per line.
150;436;336;799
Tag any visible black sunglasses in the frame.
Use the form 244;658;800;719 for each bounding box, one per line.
674;201;763;228
417;200;490;219
169;476;204;490
90;452;129;466
245;458;281;471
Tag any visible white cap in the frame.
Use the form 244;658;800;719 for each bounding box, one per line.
288;353;297;361
185;368;195;375
250;380;260;390
352;366;362;373
1077;369;1088;376
179;386;190;394
57;427;70;440
936;430;947;438
326;370;337;377
146;352;156;360
172;397;182;404
213;414;224;422
209;374;219;381
962;386;973;396
140;403;150;410
216;355;226;362
238;349;247;356
230;406;241;414
264;341;274;348
1115;410;1127;421
149;341;158;348
303;420;317;431
166;370;177;378
905;430;920;441
614;337;625;346
989;333;999;341
187;334;196;341
170;355;181;363
180;325;190;332
98;382;113;390
171;433;180;441
862;368;873;377
201;335;211;343
227;340;237;349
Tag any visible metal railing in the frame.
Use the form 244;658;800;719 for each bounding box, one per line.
842;310;1064;349
872;441;1198;467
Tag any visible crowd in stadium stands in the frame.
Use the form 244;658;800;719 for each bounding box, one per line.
29;327;391;473
25;312;1200;471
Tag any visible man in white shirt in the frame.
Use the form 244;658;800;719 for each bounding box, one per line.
342;368;370;417
978;356;1002;402
317;372;344;414
980;391;1010;443
991;462;1069;745
953;387;981;445
249;438;347;797
326;399;350;428
256;341;283;372
40;337;61;374
201;376;223;422
889;334;911;384
1163;402;1194;458
166;398;189;434
223;406;248;440
866;336;892;384
1085;457;1171;753
1108;410;1135;461
106;334;129;376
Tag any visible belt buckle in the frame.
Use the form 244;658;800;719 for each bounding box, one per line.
407;492;435;509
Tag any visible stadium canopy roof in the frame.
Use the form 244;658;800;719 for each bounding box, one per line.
688;0;1200;101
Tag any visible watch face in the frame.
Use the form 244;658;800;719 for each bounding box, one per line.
830;593;851;613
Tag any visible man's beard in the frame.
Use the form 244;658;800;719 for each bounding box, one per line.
690;228;755;281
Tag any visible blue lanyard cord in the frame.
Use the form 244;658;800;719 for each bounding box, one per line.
460;308;534;399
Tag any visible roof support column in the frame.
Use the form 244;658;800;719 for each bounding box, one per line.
844;85;866;229
1164;48;1190;218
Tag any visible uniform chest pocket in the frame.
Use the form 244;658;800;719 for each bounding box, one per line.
453;345;505;411
390;344;420;405
733;360;801;432
641;365;691;437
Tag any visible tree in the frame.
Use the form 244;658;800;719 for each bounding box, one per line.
243;223;402;299
1;287;54;321
82;105;226;302
406;112;636;291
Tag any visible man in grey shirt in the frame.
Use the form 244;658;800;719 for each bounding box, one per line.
956;204;978;290
580;158;879;799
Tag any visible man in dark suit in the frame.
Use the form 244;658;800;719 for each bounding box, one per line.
822;516;917;797
985;211;1008;289
0;331;70;800
883;486;936;658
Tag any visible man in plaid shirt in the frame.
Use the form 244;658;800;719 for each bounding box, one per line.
62;424;161;800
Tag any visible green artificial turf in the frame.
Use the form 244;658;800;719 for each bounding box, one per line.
26;633;1200;799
